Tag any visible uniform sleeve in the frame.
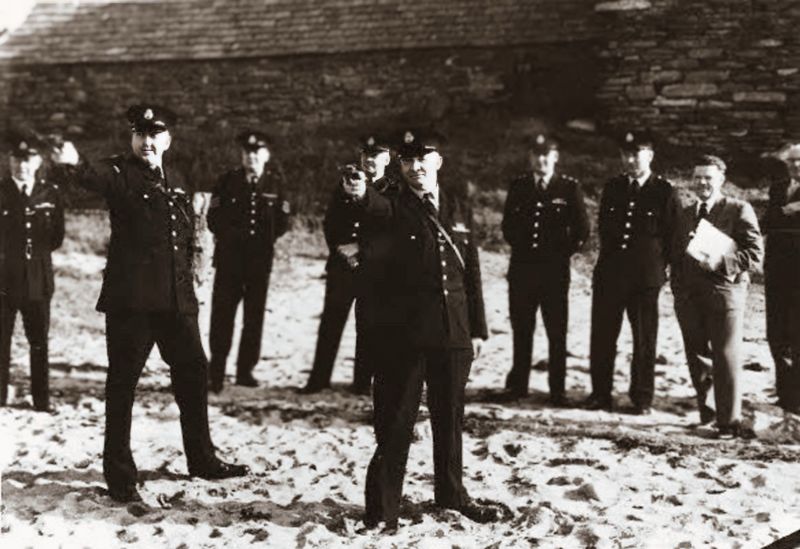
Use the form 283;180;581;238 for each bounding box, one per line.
322;185;345;252
661;184;679;264
206;174;226;236
56;156;119;198
464;204;488;340
569;179;590;253
720;201;764;278
500;180;523;247
597;179;612;247
273;193;290;239
50;186;66;251
761;179;786;235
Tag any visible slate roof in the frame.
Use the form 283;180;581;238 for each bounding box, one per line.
0;0;597;65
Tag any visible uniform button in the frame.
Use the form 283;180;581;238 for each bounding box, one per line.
534;233;539;238
627;211;633;217
25;222;31;228
534;211;541;217
444;289;449;296
439;245;445;252
251;219;256;225
625;222;631;228
534;222;539;228
171;230;177;237
629;201;635;207
443;274;448;281
532;243;539;248
171;214;177;220
250;230;255;235
173;245;178;251
251;209;256;214
621;244;628;250
441;260;446;267
623;233;630;240
169;201;174;207
354;222;360;228
27;238;32;244
537;202;543;207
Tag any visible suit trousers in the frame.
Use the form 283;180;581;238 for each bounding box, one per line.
306;263;370;389
505;270;569;396
365;345;472;523
589;283;661;407
103;311;216;492
208;253;273;384
765;282;800;411
0;297;50;410
673;285;745;427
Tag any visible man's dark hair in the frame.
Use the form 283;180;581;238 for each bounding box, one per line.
696;154;727;174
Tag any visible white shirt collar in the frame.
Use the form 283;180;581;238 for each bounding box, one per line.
11;176;34;195
697;192;721;214
631;172;651;187
410;185;439;210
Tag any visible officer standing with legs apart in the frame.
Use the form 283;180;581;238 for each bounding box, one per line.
586;131;676;414
670;155;763;437
354;130;498;533
52;105;248;503
207;131;290;392
763;144;800;415
501;135;589;404
300;136;393;395
0;130;64;411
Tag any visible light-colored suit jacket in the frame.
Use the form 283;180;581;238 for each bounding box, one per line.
670;194;763;303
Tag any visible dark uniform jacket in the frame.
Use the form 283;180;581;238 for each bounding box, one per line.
61;155;198;314
207;167;289;270
362;182;488;350
595;173;676;289
670;195;763;293
0;177;64;304
502;172;589;276
323;174;396;273
762;177;800;288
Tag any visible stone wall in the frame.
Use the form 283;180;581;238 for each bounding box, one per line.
595;0;800;153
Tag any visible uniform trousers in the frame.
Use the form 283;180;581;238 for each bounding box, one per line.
306;263;370;389
104;311;216;492
505;264;569;396
365;344;472;523
589;283;661;407
765;282;800;411
0;297;50;410
209;253;273;384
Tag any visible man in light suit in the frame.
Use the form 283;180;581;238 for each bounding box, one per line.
670;155;763;438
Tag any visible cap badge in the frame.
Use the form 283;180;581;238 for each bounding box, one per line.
404;131;414;144
249;134;257;145
144;108;154;120
536;134;545;145
625;132;634;143
19;141;28;150
367;136;375;146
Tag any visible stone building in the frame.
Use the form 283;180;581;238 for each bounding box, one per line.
0;0;797;197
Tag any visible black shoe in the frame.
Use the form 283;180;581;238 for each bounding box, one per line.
699;405;716;425
208;379;223;394
730;419;756;440
451;501;502;524
297;383;329;395
630;405;652;416
381;519;399;535
355;514;382;534
548;394;571;408
235;372;258;388
189;459;250;480
583;395;613;412
108;485;143;503
496;387;528;402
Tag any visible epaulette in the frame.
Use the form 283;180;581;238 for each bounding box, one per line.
560;174;579;183
102;155;124;174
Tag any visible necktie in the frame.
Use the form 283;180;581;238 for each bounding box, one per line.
151;166;163;180
537;176;548;192
249;174;259;186
787;179;800;202
698;201;708;223
628;177;639;196
422;192;438;218
20;183;28;197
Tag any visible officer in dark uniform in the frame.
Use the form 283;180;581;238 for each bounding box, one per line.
586;131;676;414
206;131;290;392
300;136;394;395
501;135;589;404
354;130;497;533
763;144;800;414
0;131;64;411
52;105;248;503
